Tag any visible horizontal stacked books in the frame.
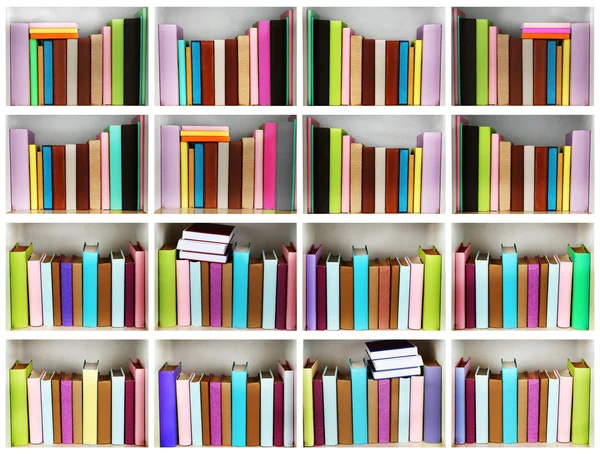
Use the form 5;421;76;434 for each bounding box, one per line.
455;357;590;445
159;224;297;330
307;10;442;106
158;360;294;447
9;359;145;446
456;118;590;213
10;9;147;106
9;117;146;212
161;119;296;211
159;9;294;106
306;244;442;331
454;243;591;330
9;241;146;329
454;11;590;106
366;340;425;379
308;117;442;214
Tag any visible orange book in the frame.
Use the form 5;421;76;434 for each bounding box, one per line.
180;136;230;143
522;33;570;39
31;33;79;39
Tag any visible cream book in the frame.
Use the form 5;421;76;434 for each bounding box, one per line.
82;360;99;444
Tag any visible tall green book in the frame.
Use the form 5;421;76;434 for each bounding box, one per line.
418;246;442;330
475;19;492;105
478;126;495;212
10;243;33;329
135;8;148;105
10;360;33;446
159;245;177;327
568;244;591;330
567;359;590;445
107;19;125;105
329;128;346;213
307;10;320;106
105;125;122;210
329;20;346;106
29;39;38;106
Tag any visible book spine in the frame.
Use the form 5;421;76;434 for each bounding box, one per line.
158;24;183;105
353;254;369;330
210;263;222;327
546;377;559;443
262;257;277;329
409;375;424;442
111;375;124;444
527;260;540;327
210;379;222;445
232;249;250;328
570;24;590;105
273;380;284;446
424;364;442;443
313;376;325;445
378;378;390;443
569;245;591;330
231;369;247;446
260;376;274;446
417;24;442;105
100;27;111;104
190;379;202;446
82;248;98;327
399;377;410;442
82;367;98;444
158;367;180;447
41;376;53;443
502;367;517;443
11;24;30;105
418;132;442;214
475;372;489;443
262;123;277;209
323;372;338;445
27;375;43;444
350;365;367;444
257;21;271;105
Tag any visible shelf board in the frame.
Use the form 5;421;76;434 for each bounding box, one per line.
5;105;150;115
302;330;447;340
6;212;148;224
308;441;445;448
449;106;595;115
300;105;445;115
451;213;594;224
154;326;299;340
302;213;444;223
153;211;298;224
7;326;149;340
451;328;594;341
152;105;297;114
454;442;587;448
155;208;295;215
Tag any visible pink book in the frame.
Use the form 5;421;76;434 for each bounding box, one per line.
527;371;540;442
129;241;146;329
61;373;73;444
245;27;259;105
97;132;110;210
282;242;297;330
522;28;571;34
27;370;44;444
407;256;424;329
10;24;30;106
522;22;570;28
556;254;573;328
341;135;354;213
132;115;146;211
454;243;471;329
100;26;112;105
181;125;230;131
555;368;573;443
527;257;540;328
176;373;192;446
417;132;442;214
158;24;184;106
490;133;503;211
257;21;271;105
9;128;35;210
306;117;321;213
378;378;391;443
30;22;80;28
210;375;222;445
273;375;284;446
263;122;277;209
452;9;466;105
129;359;146;446
341;27;355;105
455;116;469;212
27;253;44;327
210;262;222;327
488;26;499;105
280;10;294;105
253;129;264;209
570;23;590;106
161;125;182;208
176;259;191;326
409;375;424;442
416;24;442;106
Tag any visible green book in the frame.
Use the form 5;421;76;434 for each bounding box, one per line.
568;244;591;330
329;128;346;213
107;19;125;105
329;20;346;106
135;8;148;105
105;125;122;210
567;359;590;445
10;243;33;329
307;10;320;106
10;360;33;446
418;246;442;330
475;19;492;105
29;39;38;106
477;126;495;212
159;245;177;327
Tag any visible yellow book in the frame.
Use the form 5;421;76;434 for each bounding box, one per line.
562;146;571;211
180;142;189;208
562;39;570;106
413;147;423;213
411;40;423;106
186;46;192;106
28;144;38;210
180;130;230;137
188;146;195;208
82;360;98;445
303;358;318;446
29;28;78;34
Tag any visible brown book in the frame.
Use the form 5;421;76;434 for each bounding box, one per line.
556;46;563;105
389;258;400;329
52;145;66;210
189;147;195;207
201;374;210;444
378;258;391;329
489;258;503;328
52;255;62;325
499;141;512;211
52;372;62;443
361;38;375;105
510;145;525;211
385;148;400;213
72;373;83;443
201;262;210;326
337;373;353;444
350;35;363;105
242;137;255;209
76;143;90;210
228;141;243;209
489;373;503;443
53;39;67;105
538;256;549;327
509;38;522;105
97;374;111;444
539;370;549;442
557;153;564;210
37;150;44;208
497;34;510;106
225;39;238;106
408;153;415;212
362;146;375;213
385;41;399;105
204;143;218;208
533;39;547;105
201;41;215;105
390;377;399;442
340;260;354;329
367;375;378;443
38;46;44;105
534;146;549;211
98;256;111;326
350;143;363;212
222;258;233;327
248;258;263;328
221;375;232;445
517;371;528;442
237;35;250;106
77;38;91;105
89;139;101;210
368;259;379;330
408;46;415;105
247;376;260;446
90;34;103;105
517;257;528;328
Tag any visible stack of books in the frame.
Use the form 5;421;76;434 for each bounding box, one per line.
307;10;442;106
161;119;296;212
158;9;294;106
158;360;294;447
307;118;442;214
9;117;146;212
9;359;145;446
366;340;424;379
176;223;235;264
456;118;590;213
10;9;147;106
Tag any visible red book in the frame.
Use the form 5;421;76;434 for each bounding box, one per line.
385;148;400;213
316;257;327;330
224;39;238;105
275;257;288;330
533;40;547;106
75;143;90;210
201;41;215;105
385;41;400;105
273;375;284;446
465;257;476;329
534;147;549;211
124;255;135;327
313;371;325;446
510;145;525;211
52;145;66;210
125;372;135;445
204;143;218;208
465;370;476;443
362;39;375;105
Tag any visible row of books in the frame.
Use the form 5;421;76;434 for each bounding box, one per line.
306;244;442;331
455;358;590;445
10;359;145;446
159;9;294;106
455;243;591;330
10;241;146;329
308;118;441;214
9;117;146;212
10;10;147;106
456;118;590;213
307;10;441;106
158;361;294;447
454;12;590;106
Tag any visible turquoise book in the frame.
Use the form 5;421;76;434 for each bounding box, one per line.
191;41;202;105
352;246;369;330
190;373;202;446
399;41;409;105
232;362;248;446
111;250;125;328
475;251;489;329
326;254;340;330
190;260;202;327
233;243;251;328
41;254;54;326
501;358;518;443
105;125;122;210
547;40;556;105
82;243;99;327
546;255;559;328
262;250;277;330
349;358;368;444
110;368;125;445
177;40;187;106
43;40;53;105
194;143;204;207
398;258;411;329
399;148;409;212
547;146;558;210
42;145;53;209
501;244;518;328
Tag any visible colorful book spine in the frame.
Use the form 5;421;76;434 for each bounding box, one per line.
10;360;33;446
190;375;202;446
111;368;125;445
424;361;442;443
257;21;271;105
232;243;251;328
10;24;30;105
417;24;442;106
323;367;338;445
158;363;182;447
501;360;518;443
349;359;367;445
82;243;99;327
232;362;248;446
399;377;411;442
28;371;43;444
41;372;53;444
326;254;341;330
378;378;390;443
570;24;590;106
418;132;442;214
501;244;518;328
568;244;591;330
546;372;559;443
475;252;489;329
260;370;274;446
352;246;369;330
566;130;590;213
82;361;98;445
210;375;222;445
409;375;424;442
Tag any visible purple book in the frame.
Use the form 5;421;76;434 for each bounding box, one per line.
158;24;184;106
566;130;591;212
527;371;540;442
527;257;540;328
275;258;288;330
378;378;391;443
416;24;442;106
160;125;182;208
273;376;284;446
210;263;222;327
465;259;476;329
10;24;30;105
417;132;442;214
61;373;73;443
125;372;135;445
210;375;222;445
569;23;590;106
125;255;135;327
9;129;35;210
305;244;323;330
424;361;442;443
313;372;325;446
158;362;181;447
61;255;73;326
316;259;327;330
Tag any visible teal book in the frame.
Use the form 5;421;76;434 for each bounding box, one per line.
501;359;518;443
232;243;251;328
478;126;495;211
194;143;204;207
349;358;368;444
352;246;369;330
191;41;201;105
111;250;125;328
547;146;558;210
135;8;148;105
475;251;489;328
398;376;411;442
82;243;99;327
190;373;202;446
307;10;320;105
475;19;492;105
105;125;122;210
190;260;202;327
501;244;518;328
546;255;559;328
232;362;248;446
43;145;53;209
43;40;53;105
177;40;187;106
262;250;277;329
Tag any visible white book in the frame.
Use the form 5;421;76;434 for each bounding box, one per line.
375;147;386;213
398;377;411;442
262;250;277;330
65;144;77;210
190;373;203;446
66;39;78;106
41;371;54;444
523;145;535;211
398;257;410;329
546;256;559;328
217;142;229;209
368;354;423;371
326;254;340;330
546;370;559;443
375;39;386;106
475;251;489;329
41;254;54;326
260;370;274;446
522;39;533;106
110;368;125;445
214;40;226;106
367;362;420;379
180;247;231;264
323;366;338;445
278;361;294;447
111;250;125;328
475;366;489;443
176;238;230;255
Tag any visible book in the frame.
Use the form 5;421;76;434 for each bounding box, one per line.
399;377;410;442
232;243;251;328
501;244;518;328
10;360;33;446
51;371;61;443
465;370;476;443
232;362;248;446
97;374;111;444
556;368;572;443
222;375;231;446
489;373;503;442
418;24;442;106
111;368;125;445
366;340;417;359
502;359;518;443
41;372;54;443
27;253;43;327
567;244;590;330
337;372;353;444
546;370;559;443
349;358;368;445
260;370;274;446
82;360;98;444
419;132;442;214
423;361;442;443
257;21;271;105
539;370;549;442
474;367;489;443
475;251;490;328
28;370;44;444
158;363;181;447
10;129;35;210
313;371;325;445
398;258;411;329
489;257;503;328
410;374;425;442
10;243;34;328
419;246;442;330
323;366;338;445
527;257;540;327
570;24;590;106
262;251;277;329
527;371;540;442
326;254;341;330
303;358;318;446
210;374;222;445
568;359;590;444
190;374;202;446
278;361;294;447
352;246;369;330
176;372;192;445
247;375;260;446
329;21;345;106
367;375;378;443
306;244;322;330
200;375;210;444
475;19;492;105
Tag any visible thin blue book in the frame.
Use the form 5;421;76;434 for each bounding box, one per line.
111;250;125;328
110;367;125;445
501;244;518;328
398;376;410;442
352;246;369;330
194;143;204;207
232;243;251;328
190;260;202;326
42;145;53;209
41;254;54;326
547;146;558;210
547;40;557;105
262;250;277;329
501;358;518;443
398;148;409;212
191;41;202;105
82;242;99;327
190;373;203;446
105;125;122;210
349;358;367;445
177;40;187;106
398;41;409;105
43;40;53;105
232;362;248;446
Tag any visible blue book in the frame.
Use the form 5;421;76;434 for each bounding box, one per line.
111;250;125;328
82;242;99;327
323;366;338;445
352;246;369;330
110;368;125;445
547;40;557;105
105;125;122;210
190;373;203;446
455;357;470;444
262;250;277;329
41;254;54;326
326;254;340;330
194;143;204;207
501;358;518;444
191;41;202;105
177;40;187;106
398;258;410;329
475;251;489;329
158;362;182;447
547;146;558;210
546;371;559;443
43;40;53;105
546;255;559;328
398;41;409;105
501;243;518;328
398;148;409;212
42;145;53;209
232;362;248;446
398;376;410;442
232;243;251;328
41;371;54;443
349;358;368;444
190;260;202;326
